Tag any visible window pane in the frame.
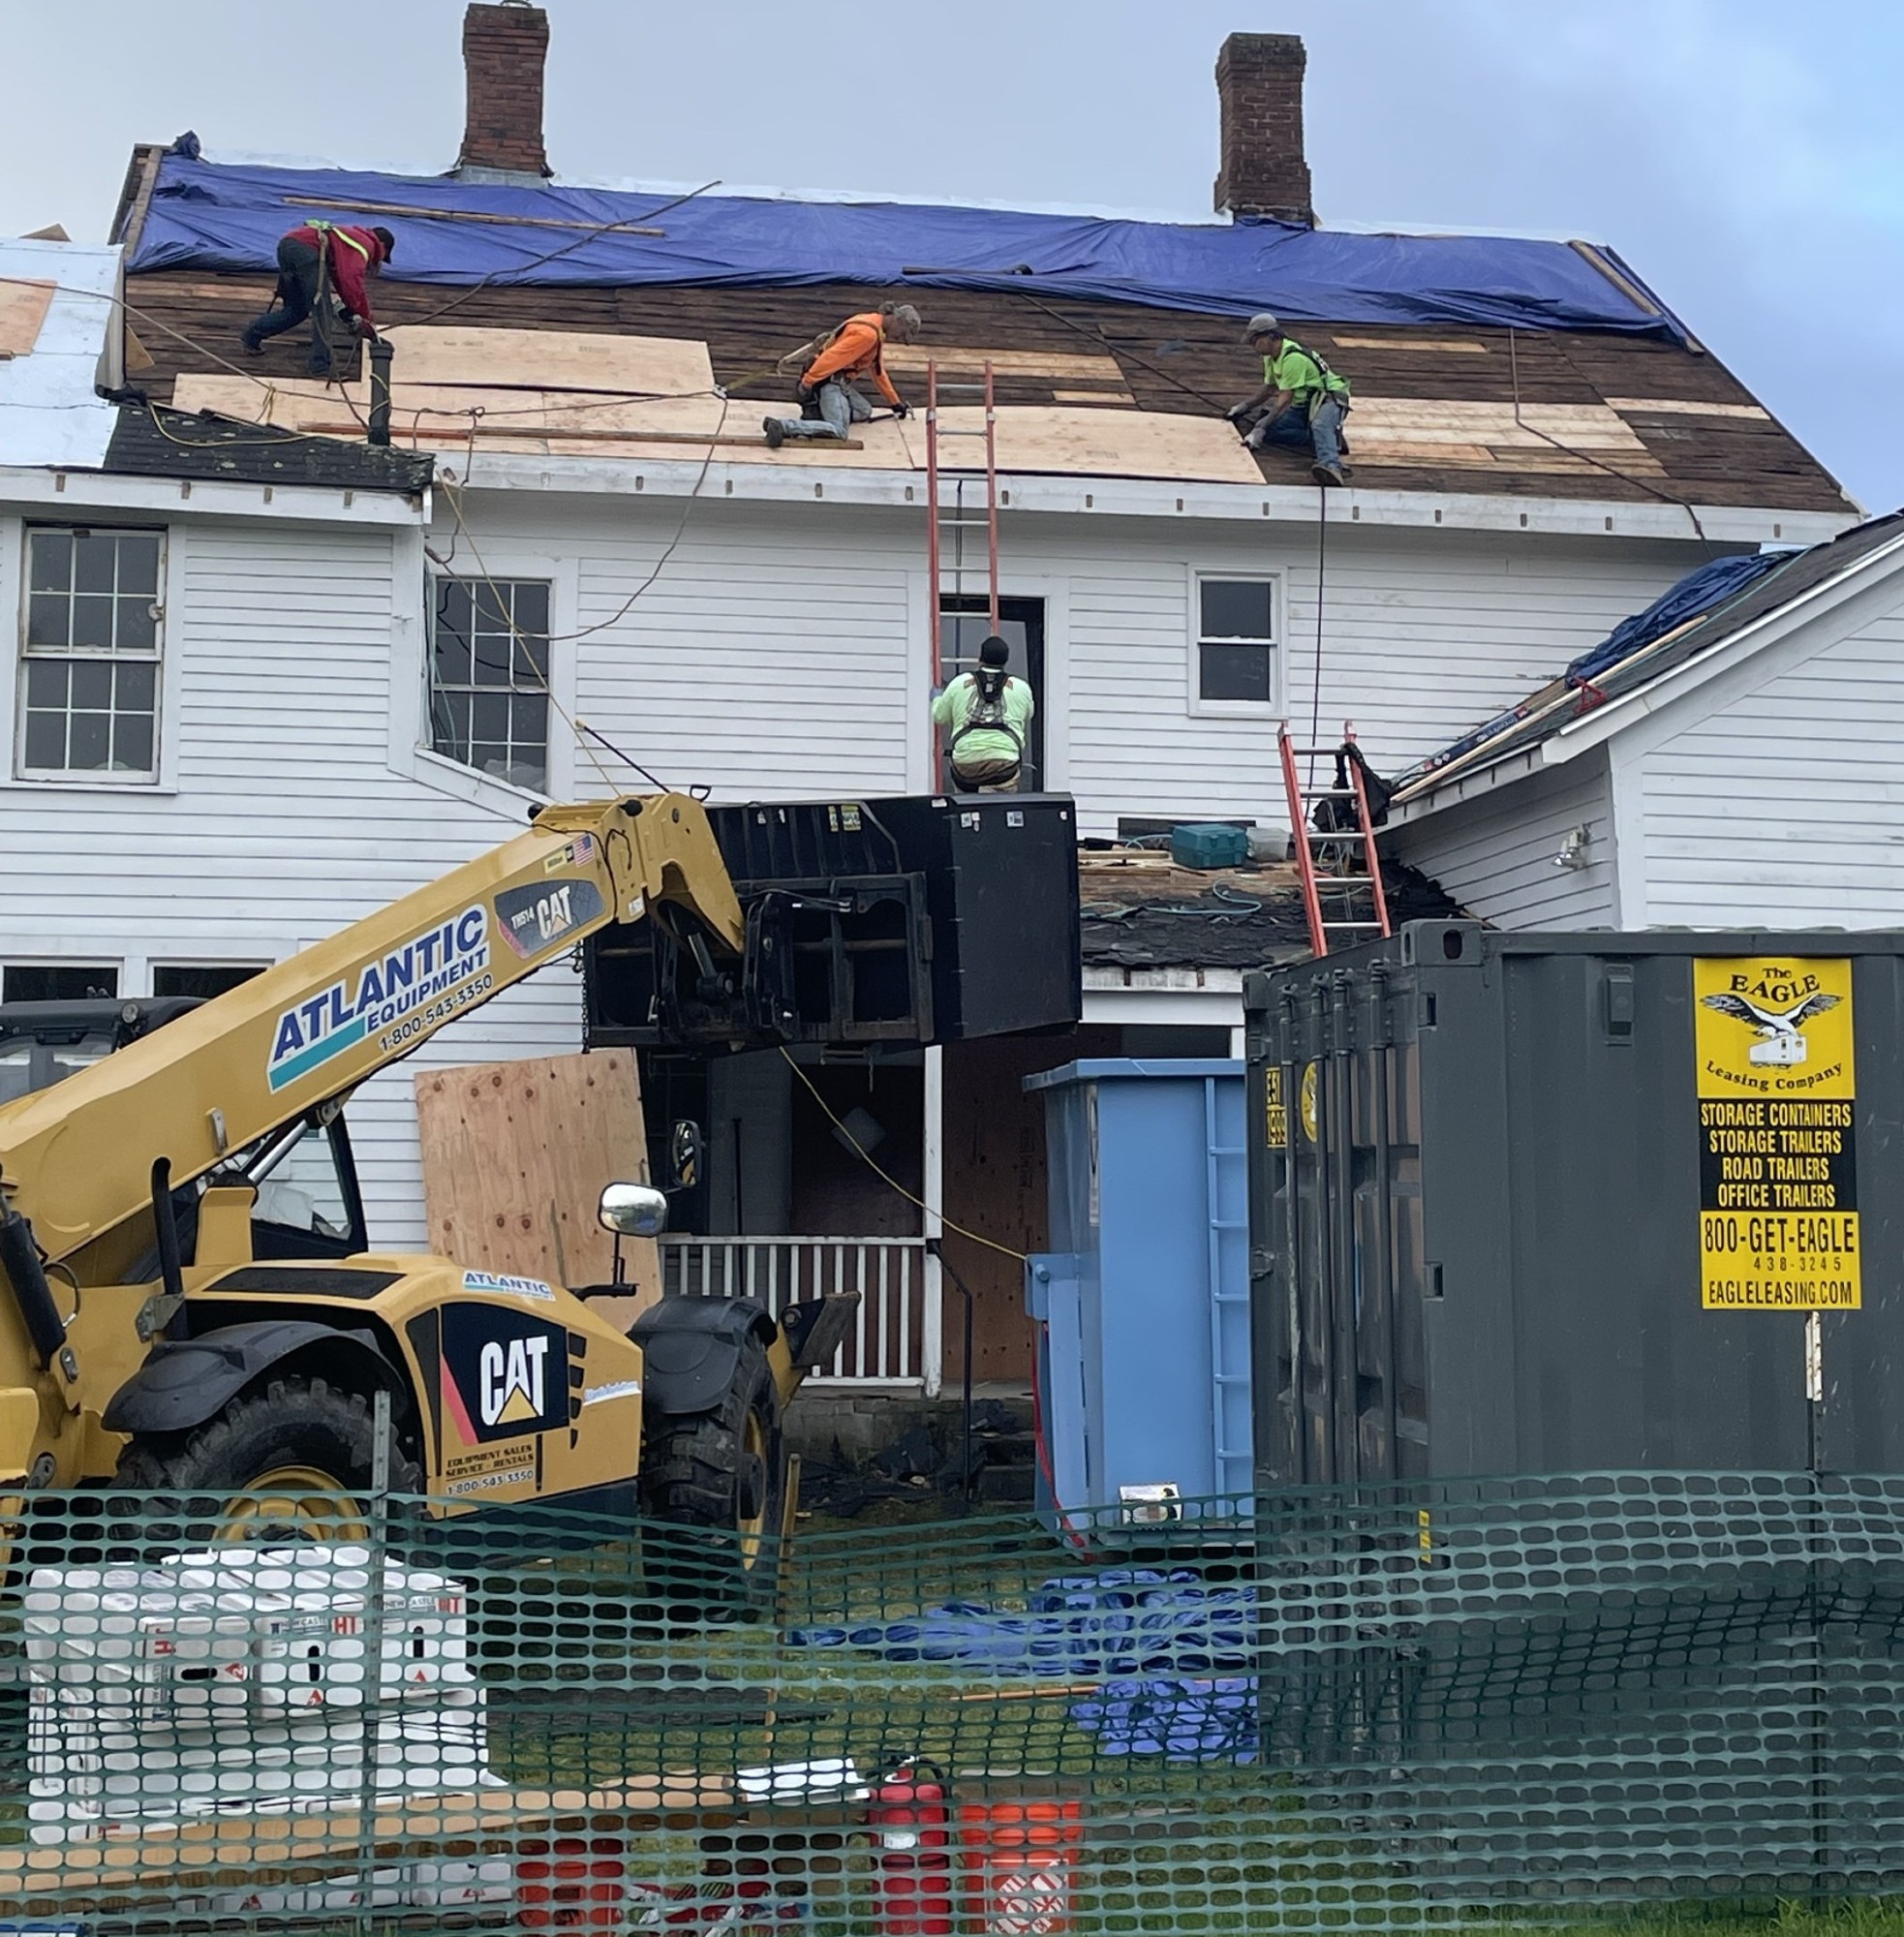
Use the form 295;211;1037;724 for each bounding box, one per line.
26;592;69;649
435;579;473;635
1200;641;1274;704
1200;579;1274;642
432;628;472;687
73;536;116;596
471;743;511;779
509;751;548;792
117;600;157;655
152;964;263;999
68;711;110;769
70;596;113;652
27;533;71;595
111;711;154;774
511;583;549;637
2;964;120;1002
471;635;513;686
118;535;162;596
471;692;509;744
24;660;69;708
116;661;157;711
473;582;508;631
22;708;66;770
70;661;111;710
512;632;548;683
511;692;547;752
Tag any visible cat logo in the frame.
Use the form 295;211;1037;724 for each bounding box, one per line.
440;1305;569;1444
480;1335;550;1427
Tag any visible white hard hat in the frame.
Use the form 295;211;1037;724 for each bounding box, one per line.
1243;312;1282;341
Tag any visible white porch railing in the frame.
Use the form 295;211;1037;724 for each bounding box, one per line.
659;1236;934;1387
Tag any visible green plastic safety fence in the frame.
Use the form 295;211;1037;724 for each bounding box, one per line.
0;1474;1900;1933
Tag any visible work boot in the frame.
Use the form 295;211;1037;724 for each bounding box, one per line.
763;417;785;449
240;330;263;357
1311;462;1346;488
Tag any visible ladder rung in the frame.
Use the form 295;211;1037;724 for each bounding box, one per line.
1304;825;1371;839
1323;921;1386;931
1318;876;1374;886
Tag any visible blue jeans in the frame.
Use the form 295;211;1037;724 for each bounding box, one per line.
1249;394;1346;471
241;237;337;376
772;379;874;440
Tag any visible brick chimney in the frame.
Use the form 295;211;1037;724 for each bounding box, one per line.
454;1;551;183
1213;33;1314;227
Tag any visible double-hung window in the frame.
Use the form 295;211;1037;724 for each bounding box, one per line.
17;528;164;779
427;577;551;793
1195;576;1278;708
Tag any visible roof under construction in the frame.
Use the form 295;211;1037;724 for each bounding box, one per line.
109;150;1855;514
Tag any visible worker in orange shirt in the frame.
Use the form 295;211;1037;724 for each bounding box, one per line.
764;302;921;446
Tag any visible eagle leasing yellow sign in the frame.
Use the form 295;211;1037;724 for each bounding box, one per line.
1695;956;1858;1311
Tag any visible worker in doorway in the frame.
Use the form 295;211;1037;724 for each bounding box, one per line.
763;302;921;446
1227;313;1351;487
932;634;1034;794
240;223;396;377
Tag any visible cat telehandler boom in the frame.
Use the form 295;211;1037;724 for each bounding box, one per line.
0;792;869;1551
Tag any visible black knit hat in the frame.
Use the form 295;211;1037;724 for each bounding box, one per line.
978;635;1011;669
371;227;396;261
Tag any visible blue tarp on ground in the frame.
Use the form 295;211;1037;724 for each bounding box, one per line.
784;1569;1255;1676
129;156;1687;339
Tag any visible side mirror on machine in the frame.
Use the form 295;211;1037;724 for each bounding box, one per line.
598;1182;668;1240
669;1120;704;1191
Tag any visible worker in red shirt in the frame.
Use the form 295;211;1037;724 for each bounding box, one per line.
241;223;396;377
763;302;920;446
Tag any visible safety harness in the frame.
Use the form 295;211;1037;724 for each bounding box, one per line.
948;668;1025;776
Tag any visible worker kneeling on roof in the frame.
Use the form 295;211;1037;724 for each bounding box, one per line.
764;302;921;446
1227;313;1351;488
932;635;1034;794
241;222;395;378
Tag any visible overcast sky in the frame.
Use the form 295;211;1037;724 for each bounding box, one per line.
3;0;1898;511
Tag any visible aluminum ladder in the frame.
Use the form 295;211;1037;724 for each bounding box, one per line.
925;360;999;781
1279;721;1393;956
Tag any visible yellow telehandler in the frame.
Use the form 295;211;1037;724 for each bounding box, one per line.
0;793;870;1554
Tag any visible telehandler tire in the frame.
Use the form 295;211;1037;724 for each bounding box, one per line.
637;1336;784;1601
114;1374;421;1545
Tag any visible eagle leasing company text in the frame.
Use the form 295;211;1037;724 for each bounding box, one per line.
1694;957;1859;1310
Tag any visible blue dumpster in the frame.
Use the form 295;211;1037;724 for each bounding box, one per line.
1023;1060;1250;1528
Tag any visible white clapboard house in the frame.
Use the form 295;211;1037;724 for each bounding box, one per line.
0;13;1862;1390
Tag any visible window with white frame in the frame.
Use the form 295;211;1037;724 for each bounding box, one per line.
17;528;164;779
1195;576;1278;706
151;963;266;1000
1;963;121;1002
427;577;550;792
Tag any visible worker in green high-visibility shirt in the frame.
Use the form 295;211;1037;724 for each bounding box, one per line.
931;635;1034;793
1227;312;1352;487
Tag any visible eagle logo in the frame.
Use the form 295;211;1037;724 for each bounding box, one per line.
1700;990;1840;1067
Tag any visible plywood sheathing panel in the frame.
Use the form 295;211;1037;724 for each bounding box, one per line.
123;268;1853;510
0;278;56;358
414;1050;658;1325
884;344;1125;382
379;323;715;395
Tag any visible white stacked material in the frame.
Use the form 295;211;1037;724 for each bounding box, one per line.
178;1857;517;1918
24;1545;489;1843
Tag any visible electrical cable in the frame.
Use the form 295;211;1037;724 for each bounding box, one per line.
777;1047;1029;1265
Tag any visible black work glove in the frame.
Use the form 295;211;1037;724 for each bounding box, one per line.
890;401;911;419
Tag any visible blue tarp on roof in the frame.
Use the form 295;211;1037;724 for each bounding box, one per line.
129;156;1687;339
1563;551;1788;685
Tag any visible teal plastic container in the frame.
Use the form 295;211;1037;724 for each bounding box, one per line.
1169;823;1250;870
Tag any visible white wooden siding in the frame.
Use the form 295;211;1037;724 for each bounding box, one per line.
1;517;581;1246
1637;608;1904;928
1390;753;1617;929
